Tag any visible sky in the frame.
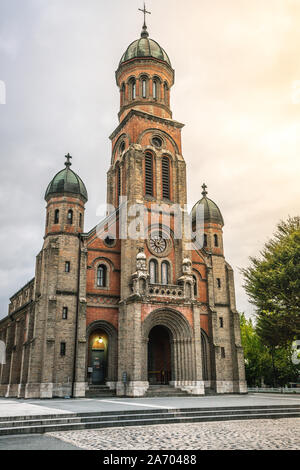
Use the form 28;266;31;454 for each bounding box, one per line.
0;0;299;320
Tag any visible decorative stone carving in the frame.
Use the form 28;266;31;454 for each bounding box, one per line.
177;258;195;301
130;248;149;297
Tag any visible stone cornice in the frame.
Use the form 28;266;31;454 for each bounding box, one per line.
118;100;172;121
109;109;184;141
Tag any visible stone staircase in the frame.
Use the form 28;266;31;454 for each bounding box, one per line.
0;405;299;436
205;388;218;396
145;385;197;397
85;385;115;398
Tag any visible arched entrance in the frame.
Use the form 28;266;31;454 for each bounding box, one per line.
88;330;108;385
148;325;171;385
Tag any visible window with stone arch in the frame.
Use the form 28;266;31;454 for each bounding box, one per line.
193;274;198;297
152;79;158;100
97;264;108;288
129;78;136;100
161;156;171;200
145;152;154;197
214;234;219;247
140;75;148;99
54;209;59;224
149;259;158;284
67;209;73;225
161;261;170;285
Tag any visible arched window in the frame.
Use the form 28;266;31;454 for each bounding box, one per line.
145;153;153;196
203;233;208;248
149;260;158;284
54;209;59;224
79;213;82;228
141;77;147;98
153;80;157;99
130;78;136;100
214;234;219;247
97;265;107;288
67;209;73;225
161;261;170;285
193;275;197;297
162;156;170;200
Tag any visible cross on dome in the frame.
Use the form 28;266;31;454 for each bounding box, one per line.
138;2;151;37
65;153;72;168
202;183;208;197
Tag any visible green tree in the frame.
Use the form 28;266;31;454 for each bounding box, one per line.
240;313;300;387
242;216;300;347
239;313;269;386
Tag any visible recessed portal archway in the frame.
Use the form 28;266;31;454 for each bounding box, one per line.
142;308;195;386
148;325;171;385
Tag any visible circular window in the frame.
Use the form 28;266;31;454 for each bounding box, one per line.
147;230;172;257
152;136;163;149
149;235;167;254
104;235;115;247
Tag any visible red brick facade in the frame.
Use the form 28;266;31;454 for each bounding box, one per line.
0;24;246;398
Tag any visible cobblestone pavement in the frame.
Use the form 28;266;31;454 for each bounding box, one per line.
49;418;300;450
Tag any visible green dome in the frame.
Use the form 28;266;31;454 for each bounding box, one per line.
120;28;171;67
191;186;224;226
45;162;88;202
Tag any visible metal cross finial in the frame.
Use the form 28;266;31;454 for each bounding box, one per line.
202;183;208;197
139;3;151;37
65;153;72;167
139;2;151;26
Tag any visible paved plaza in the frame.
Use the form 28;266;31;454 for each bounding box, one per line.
49;418;300;450
0;394;299;450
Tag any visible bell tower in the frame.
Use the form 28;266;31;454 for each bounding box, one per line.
107;9;204;397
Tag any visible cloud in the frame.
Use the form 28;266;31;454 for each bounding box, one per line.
0;0;299;320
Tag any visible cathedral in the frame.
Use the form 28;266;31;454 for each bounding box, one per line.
0;16;246;399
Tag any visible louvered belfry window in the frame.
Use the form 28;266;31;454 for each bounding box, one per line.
145;153;153;196
162;156;170;199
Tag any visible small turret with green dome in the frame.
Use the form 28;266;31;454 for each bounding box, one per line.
191;184;224;227
45;153;88;202
44;154;87;237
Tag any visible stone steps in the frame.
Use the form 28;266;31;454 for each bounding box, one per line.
85;386;115;398
145;385;191;397
205;388;218;396
0;405;299;436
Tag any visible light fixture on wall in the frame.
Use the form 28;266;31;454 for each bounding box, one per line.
97;337;104;344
